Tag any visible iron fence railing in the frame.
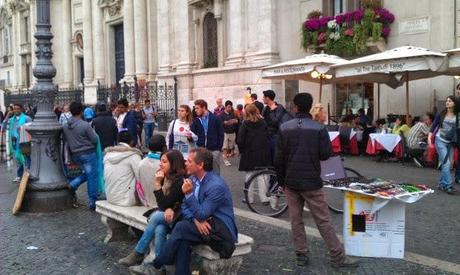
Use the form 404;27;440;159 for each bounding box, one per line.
97;78;178;131
4;86;84;108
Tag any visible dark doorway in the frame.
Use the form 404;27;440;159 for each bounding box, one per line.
203;13;218;68
78;57;84;84
114;24;125;84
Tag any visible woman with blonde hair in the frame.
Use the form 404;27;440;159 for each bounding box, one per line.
310;103;327;124
237;104;273;206
166;104;201;157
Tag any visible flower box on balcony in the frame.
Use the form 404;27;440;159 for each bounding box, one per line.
302;7;394;57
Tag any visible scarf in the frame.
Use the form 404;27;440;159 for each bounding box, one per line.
8;113;28;165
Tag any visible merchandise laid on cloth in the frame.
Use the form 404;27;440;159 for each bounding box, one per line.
324;179;433;259
328;131;342;153
366;133;403;158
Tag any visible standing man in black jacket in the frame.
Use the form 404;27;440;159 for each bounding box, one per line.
262;90;292;163
275;93;358;268
92;103;118;150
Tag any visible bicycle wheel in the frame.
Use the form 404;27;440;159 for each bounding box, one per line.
244;169;288;217
324;167;362;214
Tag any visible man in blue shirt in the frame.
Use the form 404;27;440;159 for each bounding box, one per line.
191;99;224;174
131;148;237;275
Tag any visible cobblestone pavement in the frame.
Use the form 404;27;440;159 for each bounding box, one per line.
0;157;459;274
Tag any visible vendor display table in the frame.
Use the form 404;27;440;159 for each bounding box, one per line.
366;133;403;158
325;181;432;258
328;131;342;154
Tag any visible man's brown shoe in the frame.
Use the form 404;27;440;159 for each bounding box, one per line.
331;256;359;268
118;250;144;267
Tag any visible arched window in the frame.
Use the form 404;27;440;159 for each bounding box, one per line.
203;12;217;68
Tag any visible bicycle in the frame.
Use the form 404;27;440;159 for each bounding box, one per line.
243;165;362;217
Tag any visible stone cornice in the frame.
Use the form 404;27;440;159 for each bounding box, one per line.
6;0;29;13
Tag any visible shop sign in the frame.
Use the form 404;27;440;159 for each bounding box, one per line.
262;65;313;77
399;16;430;35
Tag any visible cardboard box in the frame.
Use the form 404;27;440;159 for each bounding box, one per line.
343;191;405;259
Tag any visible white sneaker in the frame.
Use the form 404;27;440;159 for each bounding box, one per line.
12;177;21;183
223;160;231;166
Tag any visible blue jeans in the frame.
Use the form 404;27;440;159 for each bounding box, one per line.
69;151;99;209
17;155;31;178
435;138;453;189
144;123;155;145
135;211;170;257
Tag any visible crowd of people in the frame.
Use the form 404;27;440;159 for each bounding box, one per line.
11;86;460;273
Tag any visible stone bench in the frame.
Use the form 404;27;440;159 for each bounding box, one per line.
95;200;253;275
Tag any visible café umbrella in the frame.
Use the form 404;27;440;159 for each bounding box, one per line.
261;53;347;102
332;46;448;120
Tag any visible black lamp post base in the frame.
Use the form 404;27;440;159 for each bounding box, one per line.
22;188;73;213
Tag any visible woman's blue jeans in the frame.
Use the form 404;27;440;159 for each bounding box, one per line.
435;138;453;189
135;210;170;257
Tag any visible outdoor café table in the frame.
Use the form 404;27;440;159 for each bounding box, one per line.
349;129;360;155
328;131;342;154
366;133;403;158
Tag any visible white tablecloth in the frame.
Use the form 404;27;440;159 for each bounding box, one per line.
328;131;340;141
369;133;401;153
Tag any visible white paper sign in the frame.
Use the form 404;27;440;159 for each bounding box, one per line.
262;65;313;78
343;192;405;259
399;17;430;35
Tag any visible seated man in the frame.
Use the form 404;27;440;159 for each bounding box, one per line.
104;131;142;206
407;113;433;167
135;148;238;275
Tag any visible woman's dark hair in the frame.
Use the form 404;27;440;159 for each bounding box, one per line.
440;95;458;123
396;115;407;125
162;150;186;179
118;131;132;144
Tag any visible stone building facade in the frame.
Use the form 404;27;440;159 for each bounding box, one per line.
0;0;459;118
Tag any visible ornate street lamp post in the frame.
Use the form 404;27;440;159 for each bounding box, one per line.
22;0;72;212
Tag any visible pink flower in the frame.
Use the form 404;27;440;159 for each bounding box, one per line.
344;28;354;37
353;10;364;23
381;26;391;38
318;32;327;44
335;14;344;25
304;19;320;31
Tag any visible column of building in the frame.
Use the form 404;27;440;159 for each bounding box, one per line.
225;0;243;67
157;0;170;74
12;10;23;89
214;0;225;67
61;0;73;88
123;0;135;82
82;0;96;103
29;0;37;86
254;0;279;64
176;0;193;73
133;0;148;80
147;0;158;82
92;0;105;85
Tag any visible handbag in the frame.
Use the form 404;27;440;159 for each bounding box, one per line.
135;181;149;206
424;144;437;167
18;125;31;156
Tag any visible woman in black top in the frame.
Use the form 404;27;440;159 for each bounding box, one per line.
119;150;186;267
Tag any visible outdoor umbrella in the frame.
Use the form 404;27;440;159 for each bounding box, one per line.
261;53;347;102
332;46;448;120
443;48;460;75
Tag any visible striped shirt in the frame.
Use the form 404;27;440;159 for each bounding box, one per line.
407;122;429;148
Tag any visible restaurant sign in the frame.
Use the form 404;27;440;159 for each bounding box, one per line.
336;59;430;78
262;64;313;78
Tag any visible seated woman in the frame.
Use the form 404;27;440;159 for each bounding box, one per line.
392;115;411;139
310;103;327;124
118;150;186;268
